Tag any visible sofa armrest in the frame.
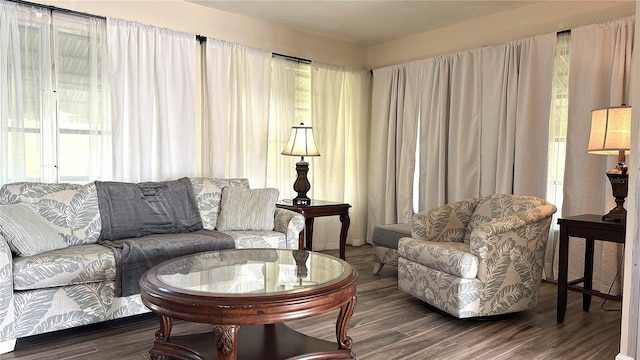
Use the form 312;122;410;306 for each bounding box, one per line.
0;234;16;346
412;197;479;242
274;208;305;249
470;204;556;283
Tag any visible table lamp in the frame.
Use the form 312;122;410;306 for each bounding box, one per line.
281;123;320;205
587;105;632;222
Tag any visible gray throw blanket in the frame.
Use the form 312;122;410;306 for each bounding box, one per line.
95;177;203;241
95;178;235;296
99;230;235;297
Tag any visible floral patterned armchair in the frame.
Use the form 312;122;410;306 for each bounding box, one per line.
397;194;556;318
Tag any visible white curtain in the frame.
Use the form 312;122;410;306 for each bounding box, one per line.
308;63;371;249
107;18;196;182
265;57;305;196
560;16;634;294
52;13;111;182
1;2;110;184
202;39;271;187
0;1;48;184
369;33;556;239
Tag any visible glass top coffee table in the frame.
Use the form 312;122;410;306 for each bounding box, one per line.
139;249;358;360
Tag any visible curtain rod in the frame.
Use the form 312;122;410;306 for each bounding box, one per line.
273;52;311;64
8;0;106;20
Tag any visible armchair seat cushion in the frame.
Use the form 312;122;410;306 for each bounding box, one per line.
398;237;479;279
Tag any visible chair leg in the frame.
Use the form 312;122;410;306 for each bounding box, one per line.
373;261;384;274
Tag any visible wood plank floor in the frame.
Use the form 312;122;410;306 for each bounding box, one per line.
0;245;622;360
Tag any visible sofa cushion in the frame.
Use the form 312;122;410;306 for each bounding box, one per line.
189;178;250;230
0;182;101;246
398;237;479;279
95;178;203;241
13;244;116;291
216;188;279;231
0;203;68;257
220;230;286;249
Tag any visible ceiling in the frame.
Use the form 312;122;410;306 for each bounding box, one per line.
187;0;542;47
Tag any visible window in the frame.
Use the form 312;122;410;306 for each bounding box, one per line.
546;31;571;221
1;3;110;185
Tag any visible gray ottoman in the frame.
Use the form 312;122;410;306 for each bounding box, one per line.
372;223;411;274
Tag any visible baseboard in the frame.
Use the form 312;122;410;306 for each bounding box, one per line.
0;338;16;354
616;353;634;360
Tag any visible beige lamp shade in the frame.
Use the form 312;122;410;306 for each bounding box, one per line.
587;105;632;156
281;123;321;157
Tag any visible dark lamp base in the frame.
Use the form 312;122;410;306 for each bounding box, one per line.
602;207;626;222
292;197;311;206
602;170;628;223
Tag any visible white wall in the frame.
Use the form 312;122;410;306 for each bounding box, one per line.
32;0;368;69
368;0;635;69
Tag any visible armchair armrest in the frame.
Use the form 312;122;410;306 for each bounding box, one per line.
0;234;16;347
274;208;305;249
412;197;479;242
470;203;557;283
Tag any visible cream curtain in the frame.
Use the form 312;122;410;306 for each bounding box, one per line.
202;39;271;187
368;66;416;239
369;33;556;239
107;18;196;182
308;63;371;249
560;16;634;294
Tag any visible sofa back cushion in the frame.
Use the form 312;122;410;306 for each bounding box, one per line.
463;193;547;244
189;177;250;230
0;182;101;246
96;177;203;241
216;187;279;231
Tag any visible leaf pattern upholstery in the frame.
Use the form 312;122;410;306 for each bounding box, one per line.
0;182;101;246
398;194;556;318
0;178;304;353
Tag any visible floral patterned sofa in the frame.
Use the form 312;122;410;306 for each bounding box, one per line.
398;194;556;318
0;177;304;354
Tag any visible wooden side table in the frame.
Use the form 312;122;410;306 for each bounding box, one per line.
556;214;625;323
276;200;351;260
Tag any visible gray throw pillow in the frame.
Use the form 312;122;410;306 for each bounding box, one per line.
0;203;68;256
216;188;279;231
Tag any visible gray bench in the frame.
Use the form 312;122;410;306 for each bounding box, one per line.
372;223;411;274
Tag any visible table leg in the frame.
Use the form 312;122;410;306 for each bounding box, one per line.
339;213;350;260
214;324;239;360
583;238;595;311
298;230;305;251
305;218;315;251
336;294;356;350
557;226;569;323
154;314;172;341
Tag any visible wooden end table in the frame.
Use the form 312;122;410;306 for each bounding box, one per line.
140;249;358;360
276;200;351;260
556;214;625;323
